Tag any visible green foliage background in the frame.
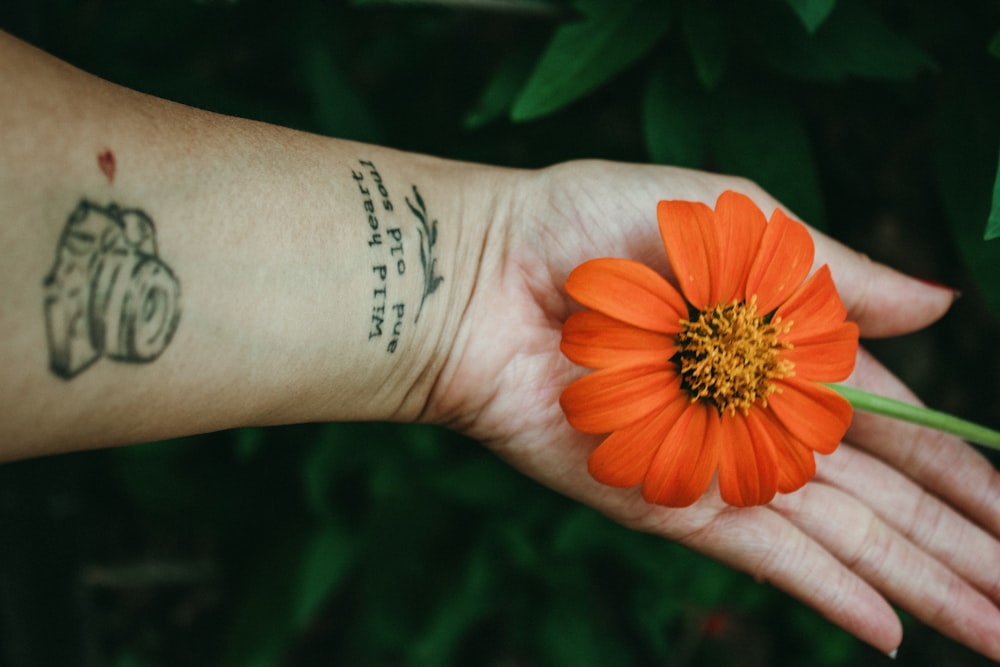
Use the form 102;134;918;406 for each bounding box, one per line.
2;0;1000;665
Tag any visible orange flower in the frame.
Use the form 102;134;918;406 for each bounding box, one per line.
559;191;859;507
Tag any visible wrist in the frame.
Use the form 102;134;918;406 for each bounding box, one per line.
375;154;519;424
411;160;533;432
300;146;519;426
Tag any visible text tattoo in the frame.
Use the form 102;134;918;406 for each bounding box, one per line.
351;159;444;354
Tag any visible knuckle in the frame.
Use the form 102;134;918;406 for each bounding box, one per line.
842;509;892;575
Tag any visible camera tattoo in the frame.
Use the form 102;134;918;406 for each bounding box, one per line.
43;200;182;379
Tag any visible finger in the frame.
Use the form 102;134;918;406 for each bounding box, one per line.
847;349;1000;536
772;481;1000;661
810;232;957;338
816;443;1000;605
739;184;955;338
664;505;903;655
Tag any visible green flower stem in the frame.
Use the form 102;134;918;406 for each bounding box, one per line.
828;384;1000;452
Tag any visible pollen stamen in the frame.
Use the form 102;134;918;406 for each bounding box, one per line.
676;296;794;415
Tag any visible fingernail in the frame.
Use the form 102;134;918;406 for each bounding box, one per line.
887;647;898;660
915;277;962;299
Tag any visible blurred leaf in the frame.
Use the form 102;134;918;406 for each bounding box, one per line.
538;567;634;667
511;0;671;121
408;543;495;665
643;66;707;168
465;47;538;129
935;74;1000;316
351;0;571;17
289;525;357;628
682;557;742;608
714;87;825;228
789;603;861;667
220;520;357;667
105;653;155;667
233;427;266;461
400;423;449;458
422;453;532;509
990;28;1000;59
538;599;604;667
552;506;636;562
111;437;207;518
497;521;545;571
681;0;731;89
551;506;692;595
785;0;836;33
755;0;936;82
988;148;1000;240
352;489;470;662
301;423;363;520
299;18;381;143
631;585;683;658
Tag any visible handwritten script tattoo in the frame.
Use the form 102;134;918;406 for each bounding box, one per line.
43;200;181;379
351;160;445;354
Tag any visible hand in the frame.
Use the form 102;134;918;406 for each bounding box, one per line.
426;159;1000;659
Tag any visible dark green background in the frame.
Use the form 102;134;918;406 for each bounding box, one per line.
1;1;999;665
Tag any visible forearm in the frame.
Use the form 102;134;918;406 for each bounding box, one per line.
0;31;508;459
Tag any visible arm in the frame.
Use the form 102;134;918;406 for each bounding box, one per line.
0;30;506;458
4;29;1000;662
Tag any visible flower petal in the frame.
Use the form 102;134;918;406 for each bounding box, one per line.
657;199;720;309
560;365;680;434
753;409;817;493
561;311;676;370
767;377;852;455
712;191;768;305
781;322;859;382
774;439;817;493
775;265;851;344
745;208;814;315
771;265;859;382
718;411;778;507
565;258;688;333
641;402;720;507
588;387;690;488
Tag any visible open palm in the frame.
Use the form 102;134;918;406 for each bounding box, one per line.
426;159;1000;659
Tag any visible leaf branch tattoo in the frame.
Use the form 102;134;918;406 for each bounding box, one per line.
405;186;444;323
43;200;181;379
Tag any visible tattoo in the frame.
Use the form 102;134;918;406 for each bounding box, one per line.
43;200;181;379
350;159;445;354
405;186;444;323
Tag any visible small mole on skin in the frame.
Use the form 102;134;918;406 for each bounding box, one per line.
97;149;116;184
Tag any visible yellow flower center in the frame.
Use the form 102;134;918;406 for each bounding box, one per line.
676;297;794;415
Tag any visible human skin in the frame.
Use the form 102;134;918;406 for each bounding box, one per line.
2;29;999;660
